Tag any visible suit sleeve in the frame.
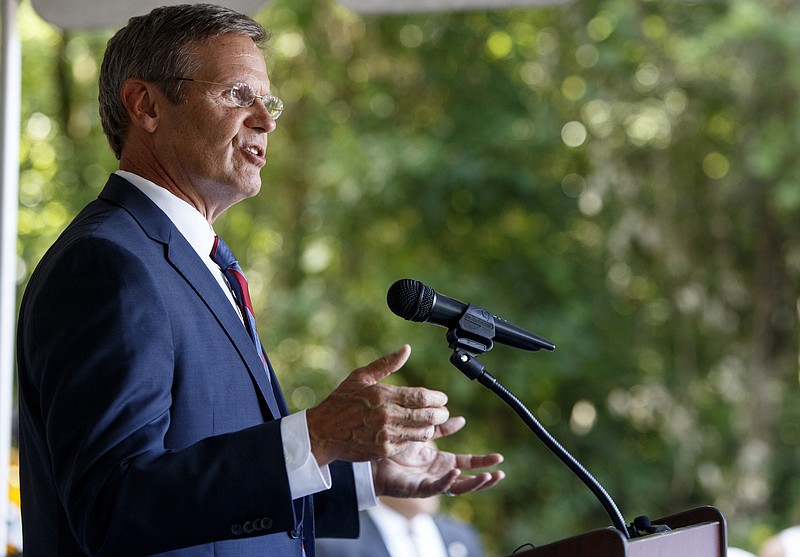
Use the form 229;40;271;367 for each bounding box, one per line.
313;461;360;539
19;235;298;555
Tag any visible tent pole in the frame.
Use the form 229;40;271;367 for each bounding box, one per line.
0;0;21;553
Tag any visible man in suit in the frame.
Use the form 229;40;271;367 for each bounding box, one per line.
316;494;486;557
16;4;504;556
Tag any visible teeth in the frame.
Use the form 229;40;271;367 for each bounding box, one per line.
247;146;259;155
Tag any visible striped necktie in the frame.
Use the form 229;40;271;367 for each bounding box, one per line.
210;235;269;366
210;235;292;422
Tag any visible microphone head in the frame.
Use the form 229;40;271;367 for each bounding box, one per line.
386;279;435;322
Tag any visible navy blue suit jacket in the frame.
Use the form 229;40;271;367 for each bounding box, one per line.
17;175;359;556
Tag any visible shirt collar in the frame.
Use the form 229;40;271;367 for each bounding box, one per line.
115;170;216;259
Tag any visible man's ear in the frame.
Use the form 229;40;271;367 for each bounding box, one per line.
121;78;162;133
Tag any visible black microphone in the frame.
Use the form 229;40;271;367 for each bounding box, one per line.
386;278;555;352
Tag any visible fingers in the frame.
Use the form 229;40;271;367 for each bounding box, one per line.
444;452;506;495
446;470;506;496
399;406;450;430
431;416;466;440
351;344;412;386
427;466;506;497
379;406;450;447
454;452;504;471
308;345;452;465
342;345;448;410
426;469;462;495
430;451;505;496
369;438;506;499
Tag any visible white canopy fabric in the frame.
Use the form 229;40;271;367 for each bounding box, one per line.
30;0;271;30
340;0;570;13
1;0;569;553
30;0;569;29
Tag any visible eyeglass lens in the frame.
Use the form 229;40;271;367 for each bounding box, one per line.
231;83;283;120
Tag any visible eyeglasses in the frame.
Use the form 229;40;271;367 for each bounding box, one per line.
174;77;284;120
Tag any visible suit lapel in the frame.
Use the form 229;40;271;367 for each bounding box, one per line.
98;175;283;419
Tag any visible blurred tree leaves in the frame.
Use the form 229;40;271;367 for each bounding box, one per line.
13;0;800;553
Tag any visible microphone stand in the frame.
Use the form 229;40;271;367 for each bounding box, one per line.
444;324;635;540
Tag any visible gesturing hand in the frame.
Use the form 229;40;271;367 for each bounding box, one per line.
307;345;451;467
372;436;505;499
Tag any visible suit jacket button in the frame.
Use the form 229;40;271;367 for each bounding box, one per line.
231;523;243;536
260;517;273;530
243;521;255;534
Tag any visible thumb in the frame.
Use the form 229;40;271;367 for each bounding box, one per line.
352;344;411;385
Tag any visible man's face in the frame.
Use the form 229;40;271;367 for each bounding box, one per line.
153;33;276;219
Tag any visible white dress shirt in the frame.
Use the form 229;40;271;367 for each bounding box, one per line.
367;504;451;557
117;170;377;508
780;527;800;557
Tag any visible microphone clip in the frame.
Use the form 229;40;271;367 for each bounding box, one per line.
445;304;497;383
449;348;489;382
444;303;496;355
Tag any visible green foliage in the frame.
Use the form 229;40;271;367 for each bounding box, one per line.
14;0;800;554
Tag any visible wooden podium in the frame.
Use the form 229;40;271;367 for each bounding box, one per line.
508;506;727;557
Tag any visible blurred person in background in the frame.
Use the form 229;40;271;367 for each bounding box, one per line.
6;407;22;556
759;526;800;557
6;448;23;556
316;493;485;557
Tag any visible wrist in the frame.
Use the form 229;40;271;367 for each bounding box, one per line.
306;406;334;467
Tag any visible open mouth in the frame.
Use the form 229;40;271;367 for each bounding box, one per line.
241;144;266;166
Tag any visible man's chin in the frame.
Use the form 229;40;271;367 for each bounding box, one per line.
243;180;262;199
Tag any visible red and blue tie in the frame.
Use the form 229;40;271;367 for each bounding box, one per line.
210;235;289;418
211;236;267;365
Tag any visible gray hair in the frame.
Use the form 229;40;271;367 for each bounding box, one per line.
99;3;269;159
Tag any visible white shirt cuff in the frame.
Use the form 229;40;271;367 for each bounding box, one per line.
281;411;379;509
281;410;332;499
354;461;379;510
